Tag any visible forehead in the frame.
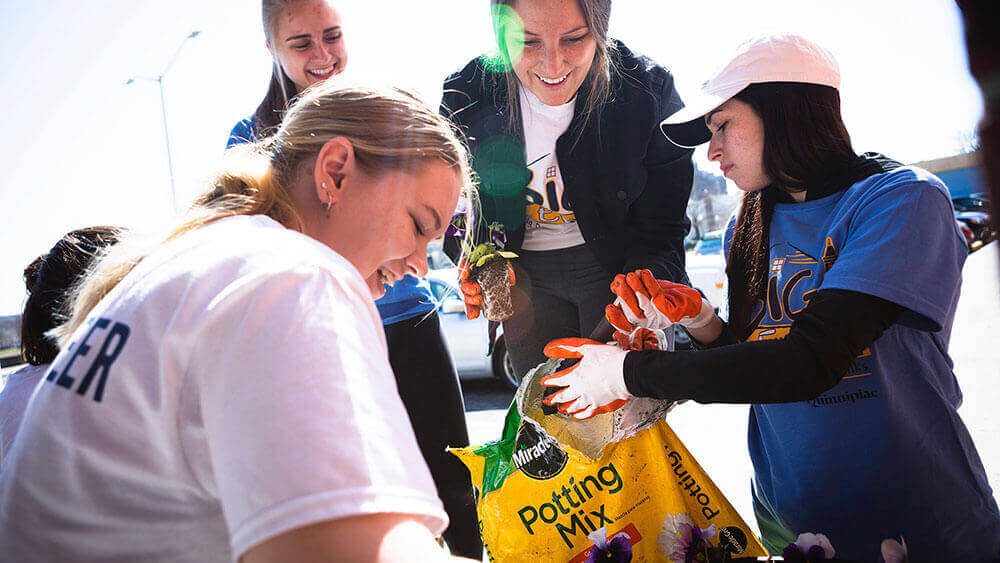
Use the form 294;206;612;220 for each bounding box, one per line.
276;0;341;37
513;0;587;32
707;98;753;125
415;160;463;206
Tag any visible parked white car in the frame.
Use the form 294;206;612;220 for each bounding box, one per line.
425;269;518;388
686;230;727;312
426;242;518;388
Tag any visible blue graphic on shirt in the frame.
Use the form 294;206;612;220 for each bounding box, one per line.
738;167;999;560
746;240;874;385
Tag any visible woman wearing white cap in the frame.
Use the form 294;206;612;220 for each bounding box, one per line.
540;34;1000;560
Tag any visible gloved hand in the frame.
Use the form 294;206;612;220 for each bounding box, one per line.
609;269;715;331
457;259;483;319
540;338;631;420
457;258;516;320
605;316;668;351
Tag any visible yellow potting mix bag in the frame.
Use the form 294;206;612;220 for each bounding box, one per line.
452;405;768;561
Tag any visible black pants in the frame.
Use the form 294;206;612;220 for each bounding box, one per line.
504;244;614;379
384;311;482;558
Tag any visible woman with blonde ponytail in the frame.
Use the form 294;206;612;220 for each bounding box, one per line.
0;82;479;562
229;3;483;556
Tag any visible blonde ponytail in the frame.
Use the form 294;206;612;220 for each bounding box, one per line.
55;82;473;344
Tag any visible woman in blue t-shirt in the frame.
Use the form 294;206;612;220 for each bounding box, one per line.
540;34;1000;561
227;1;480;556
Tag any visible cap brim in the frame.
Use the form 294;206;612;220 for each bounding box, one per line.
660;90;733;149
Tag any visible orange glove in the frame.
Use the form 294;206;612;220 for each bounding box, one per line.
540;338;631;420
458;259;516;320
608;269;714;332
607;316;667;351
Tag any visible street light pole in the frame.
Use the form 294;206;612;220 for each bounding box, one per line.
126;30;200;212
156;76;176;211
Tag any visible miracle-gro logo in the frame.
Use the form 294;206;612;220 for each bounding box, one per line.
513;422;568;480
516;462;623;549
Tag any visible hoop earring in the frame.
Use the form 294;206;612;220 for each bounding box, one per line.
321;181;332;217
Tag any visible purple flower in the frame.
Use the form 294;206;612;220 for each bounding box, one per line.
445;213;468;239
657;514;717;562
585;527;633;563
487;222;507;249
491;229;506;249
585;535;632;562
782;533;836;562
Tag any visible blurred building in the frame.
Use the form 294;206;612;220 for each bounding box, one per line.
914;152;984;198
0;315;22;368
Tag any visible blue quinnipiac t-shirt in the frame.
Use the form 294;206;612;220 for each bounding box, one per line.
226;117;438;325
738;167;1000;561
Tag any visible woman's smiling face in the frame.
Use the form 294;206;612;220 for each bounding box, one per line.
507;0;596;106
268;0;347;93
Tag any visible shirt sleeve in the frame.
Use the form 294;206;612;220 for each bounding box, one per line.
226;118;255;149
189;266;446;556
622;70;694;284
624;289;902;403
820;178;967;331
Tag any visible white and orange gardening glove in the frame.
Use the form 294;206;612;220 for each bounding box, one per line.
608;269;715;337
540;338;631;421
458;259;483;319
458;258;516;320
605;313;668;351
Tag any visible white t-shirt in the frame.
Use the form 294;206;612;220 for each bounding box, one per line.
0;363;47;466
519;86;587;251
0;215;446;562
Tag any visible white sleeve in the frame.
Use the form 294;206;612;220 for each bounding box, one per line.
189;265;446;557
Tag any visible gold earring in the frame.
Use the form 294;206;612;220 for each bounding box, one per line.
321;181;332;216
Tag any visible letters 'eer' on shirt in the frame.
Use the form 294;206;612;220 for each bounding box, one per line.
0;215;447;562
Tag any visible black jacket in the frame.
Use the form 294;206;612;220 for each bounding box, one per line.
440;40;694;283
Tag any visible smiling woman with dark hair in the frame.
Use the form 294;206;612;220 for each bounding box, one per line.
540;34;1000;560
228;0;347;143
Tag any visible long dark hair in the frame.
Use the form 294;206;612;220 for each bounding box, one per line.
20;227;122;365
252;0;306;138
726;82;856;340
253;64;299;139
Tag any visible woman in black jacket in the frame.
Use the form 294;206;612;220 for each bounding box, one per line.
441;0;694;381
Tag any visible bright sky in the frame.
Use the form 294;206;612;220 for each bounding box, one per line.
0;0;981;316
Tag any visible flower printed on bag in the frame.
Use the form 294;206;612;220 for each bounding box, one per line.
584;526;633;563
657;513;717;561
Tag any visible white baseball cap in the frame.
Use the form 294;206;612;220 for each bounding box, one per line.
661;33;841;148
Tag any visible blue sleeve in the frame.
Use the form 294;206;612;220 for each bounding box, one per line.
375;276;438;325
226;118;255;148
820;180;967;331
